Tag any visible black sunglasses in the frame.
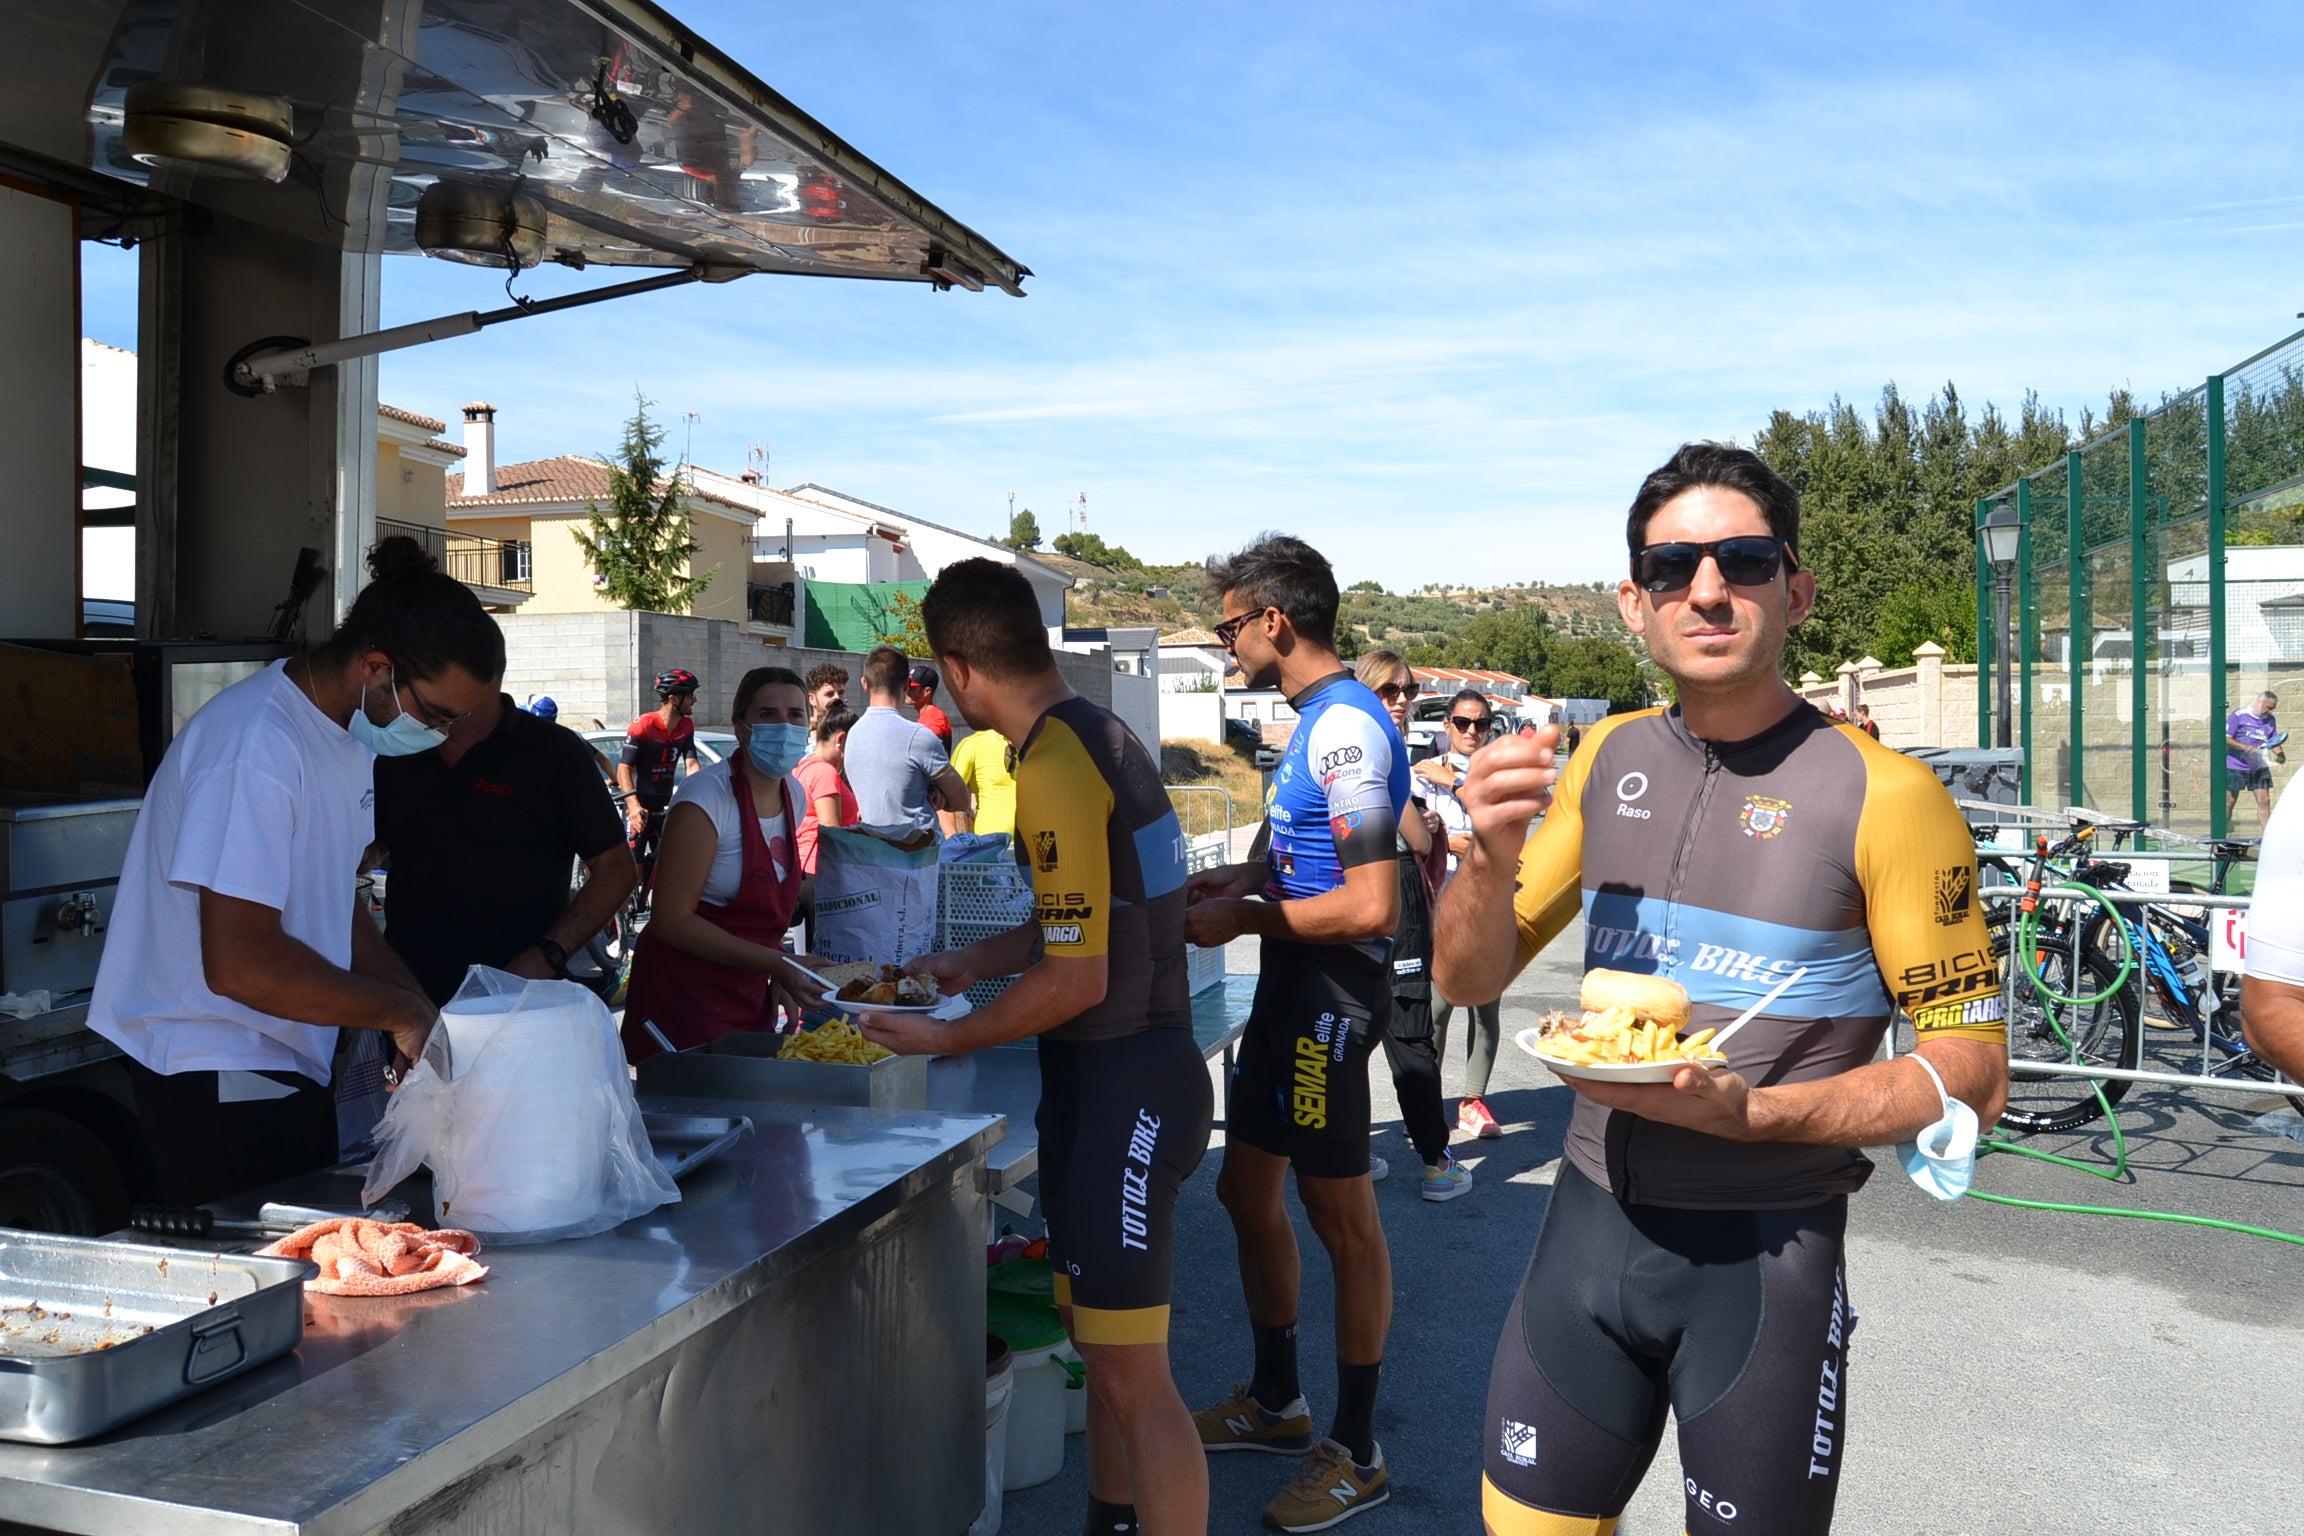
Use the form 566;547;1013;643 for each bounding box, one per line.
1449;714;1493;733
1632;535;1797;594
1375;681;1420;702
1213;606;1275;649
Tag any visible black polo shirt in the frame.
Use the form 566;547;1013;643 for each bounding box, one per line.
374;697;625;1004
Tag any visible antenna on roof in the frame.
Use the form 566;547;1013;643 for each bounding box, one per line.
748;439;770;485
1074;491;1088;533
682;410;700;469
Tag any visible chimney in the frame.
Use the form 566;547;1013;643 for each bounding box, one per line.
461;402;497;496
740;469;761;486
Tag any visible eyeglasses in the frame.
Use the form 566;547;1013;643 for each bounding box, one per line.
1375;681;1419;702
1213;606;1275;650
402;674;475;731
1632;536;1797;594
1449;715;1493;734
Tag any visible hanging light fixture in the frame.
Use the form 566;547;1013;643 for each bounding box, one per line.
122;84;294;183
413;182;548;269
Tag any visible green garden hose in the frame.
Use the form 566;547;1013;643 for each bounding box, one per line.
1968;882;2304;1248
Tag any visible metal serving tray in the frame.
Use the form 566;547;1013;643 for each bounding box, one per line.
642;1111;753;1181
0;1229;313;1444
636;1032;929;1109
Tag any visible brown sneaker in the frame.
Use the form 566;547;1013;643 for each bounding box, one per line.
1193;1382;1315;1455
1262;1437;1389;1531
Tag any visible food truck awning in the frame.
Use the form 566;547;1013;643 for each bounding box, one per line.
6;0;1026;296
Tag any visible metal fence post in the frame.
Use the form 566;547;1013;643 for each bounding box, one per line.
1975;499;1993;749
2128;419;2149;826
2068;449;2086;808
2208;374;2228;841
2018;477;2035;805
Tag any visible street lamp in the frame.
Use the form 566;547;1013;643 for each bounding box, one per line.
1981;499;2022;749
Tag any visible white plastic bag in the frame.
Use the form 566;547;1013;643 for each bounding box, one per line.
364;969;680;1243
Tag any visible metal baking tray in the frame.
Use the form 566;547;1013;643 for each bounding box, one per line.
636;1032;929;1109
0;1229;313;1444
642;1111;753;1181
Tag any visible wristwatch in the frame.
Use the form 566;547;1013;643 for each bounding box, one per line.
536;938;570;979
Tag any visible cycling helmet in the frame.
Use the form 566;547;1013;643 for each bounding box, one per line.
528;696;559;720
654;668;701;698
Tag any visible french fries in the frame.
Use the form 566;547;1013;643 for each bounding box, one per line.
777;1013;894;1065
1533;1005;1724;1067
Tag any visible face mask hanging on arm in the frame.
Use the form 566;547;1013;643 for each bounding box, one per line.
1897;1052;1979;1202
745;722;811;778
349;672;448;758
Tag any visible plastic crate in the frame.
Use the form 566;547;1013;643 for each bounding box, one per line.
1186;942;1225;996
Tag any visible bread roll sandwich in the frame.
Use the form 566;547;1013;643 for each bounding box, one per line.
1534;969;1720;1066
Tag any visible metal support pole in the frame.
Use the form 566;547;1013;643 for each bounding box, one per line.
1995;568;2014;749
2068;449;2086;808
1976;498;1993;749
2018;478;2035;803
2129;420;2149;825
2208;374;2229;840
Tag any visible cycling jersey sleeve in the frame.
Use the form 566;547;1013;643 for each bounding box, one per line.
1512;724;1607;970
1014;716;1116;958
1306;704;1399;872
618;728;644;768
1853;746;2005;1042
2245;786;2304;985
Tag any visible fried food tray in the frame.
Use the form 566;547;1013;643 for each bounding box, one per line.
0;1229;313;1443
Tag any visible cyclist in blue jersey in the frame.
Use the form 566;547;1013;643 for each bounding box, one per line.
1184;534;1408;1532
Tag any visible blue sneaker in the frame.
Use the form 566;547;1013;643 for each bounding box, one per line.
1419;1153;1473;1203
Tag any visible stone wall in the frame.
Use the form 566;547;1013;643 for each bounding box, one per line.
1793;643;1979;749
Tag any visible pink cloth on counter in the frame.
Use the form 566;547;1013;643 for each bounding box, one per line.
257;1218;488;1296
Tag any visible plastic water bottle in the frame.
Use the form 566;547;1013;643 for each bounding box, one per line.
2254;1110;2304;1145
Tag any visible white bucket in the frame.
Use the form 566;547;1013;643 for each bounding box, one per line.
968;1339;1014;1536
1000;1341;1069;1490
433;992;609;1233
1057;1343;1087;1434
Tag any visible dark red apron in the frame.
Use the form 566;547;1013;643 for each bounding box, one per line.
621;767;802;1063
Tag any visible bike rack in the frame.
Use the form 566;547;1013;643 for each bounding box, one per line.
1956;885;2304;1101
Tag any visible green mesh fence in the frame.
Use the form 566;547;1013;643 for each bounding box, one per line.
1981;327;2304;840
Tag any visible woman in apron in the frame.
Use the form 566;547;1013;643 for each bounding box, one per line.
621;666;827;1062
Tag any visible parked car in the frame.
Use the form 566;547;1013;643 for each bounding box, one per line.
1223;717;1265;754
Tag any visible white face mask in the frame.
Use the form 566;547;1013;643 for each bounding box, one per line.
1897;1053;1978;1201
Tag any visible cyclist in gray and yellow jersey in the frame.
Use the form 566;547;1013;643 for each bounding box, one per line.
1435;444;2009;1536
861;559;1212;1536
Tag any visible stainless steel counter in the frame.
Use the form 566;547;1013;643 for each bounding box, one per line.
0;1097;1003;1536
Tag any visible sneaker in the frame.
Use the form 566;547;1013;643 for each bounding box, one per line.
1419;1153;1473;1202
1194;1383;1316;1455
1458;1096;1503;1140
1262;1437;1389;1531
1367;1154;1389;1183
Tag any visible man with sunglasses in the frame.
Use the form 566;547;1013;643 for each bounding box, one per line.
1434;444;2008;1536
1184;534;1407;1530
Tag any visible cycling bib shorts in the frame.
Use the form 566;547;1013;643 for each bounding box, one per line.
1227;937;1389;1178
1481;1165;1853;1536
1039;1027;1213;1344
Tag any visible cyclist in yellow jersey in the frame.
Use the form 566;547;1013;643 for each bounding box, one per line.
862;559;1211;1536
1434;444;2009;1536
949;726;1019;836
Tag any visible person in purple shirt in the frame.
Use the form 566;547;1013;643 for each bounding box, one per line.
2226;690;2285;827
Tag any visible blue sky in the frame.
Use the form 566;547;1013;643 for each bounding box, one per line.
79;1;2304;586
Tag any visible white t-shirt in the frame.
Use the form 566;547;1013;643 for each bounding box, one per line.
667;758;802;905
87;662;376;1082
2245;787;2304;985
1421;757;1474;876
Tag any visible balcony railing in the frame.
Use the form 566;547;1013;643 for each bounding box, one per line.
379;519;532;594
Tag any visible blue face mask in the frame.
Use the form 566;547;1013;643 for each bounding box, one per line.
1897;1054;1978;1201
745;722;810;778
348;672;448;758
1447;752;1472;771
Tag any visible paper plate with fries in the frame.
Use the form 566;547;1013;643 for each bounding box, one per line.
1516;965;1806;1083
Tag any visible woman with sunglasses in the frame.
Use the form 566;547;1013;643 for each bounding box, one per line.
1413;690;1509;1140
1353;652;1474;1201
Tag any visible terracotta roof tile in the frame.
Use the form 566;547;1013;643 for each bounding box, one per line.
447;455;750;513
378;403;448;434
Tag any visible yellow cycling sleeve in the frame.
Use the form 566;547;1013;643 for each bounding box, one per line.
1853;741;2005;1041
1510;715;1654;970
1014;718;1116;957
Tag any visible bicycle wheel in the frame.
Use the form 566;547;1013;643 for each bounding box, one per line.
1993;918;2140;1134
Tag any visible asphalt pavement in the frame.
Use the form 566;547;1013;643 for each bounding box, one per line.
998;919;2304;1536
